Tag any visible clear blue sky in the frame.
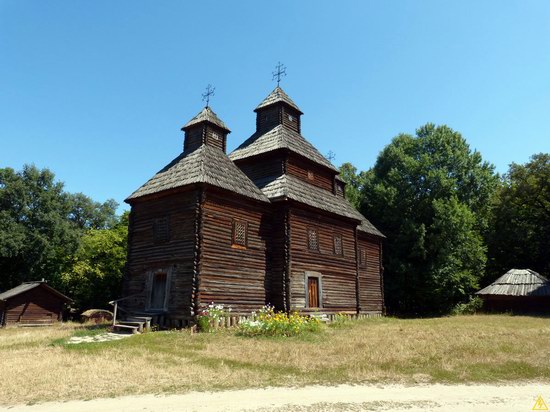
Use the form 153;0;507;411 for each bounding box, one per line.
1;1;549;212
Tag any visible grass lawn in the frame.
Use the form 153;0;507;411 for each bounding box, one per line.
1;315;550;405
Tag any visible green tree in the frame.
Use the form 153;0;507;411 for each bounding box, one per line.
486;153;550;281
0;165;118;292
61;212;128;310
338;162;368;209
362;124;498;314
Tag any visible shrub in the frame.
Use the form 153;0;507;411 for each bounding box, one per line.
197;302;230;332
238;305;321;337
451;296;484;315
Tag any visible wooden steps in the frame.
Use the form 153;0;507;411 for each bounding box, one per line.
112;324;140;334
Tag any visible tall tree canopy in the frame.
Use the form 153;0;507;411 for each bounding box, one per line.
0;165;120;297
486;153;550;282
361;124;498;314
338;163;368;210
62;212;128;310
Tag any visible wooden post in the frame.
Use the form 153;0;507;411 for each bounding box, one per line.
112;302;118;327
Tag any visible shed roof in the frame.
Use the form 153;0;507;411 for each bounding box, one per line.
255;86;302;113
0;282;72;302
476;269;550;297
229;125;337;171
182;106;230;132
126;144;269;203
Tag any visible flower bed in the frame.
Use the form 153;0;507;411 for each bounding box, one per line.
238;305;321;337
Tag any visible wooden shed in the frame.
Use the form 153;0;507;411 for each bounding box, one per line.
0;281;72;326
476;269;550;313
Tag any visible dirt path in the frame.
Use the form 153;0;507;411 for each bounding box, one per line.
2;383;549;411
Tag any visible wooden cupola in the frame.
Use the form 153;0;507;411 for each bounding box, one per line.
254;86;303;134
181;106;231;153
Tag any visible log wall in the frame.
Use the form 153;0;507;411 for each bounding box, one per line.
236;154;285;183
288;208;358;313
124;190;198;319
199;190;270;314
3;289;65;325
357;235;384;313
287;154;334;192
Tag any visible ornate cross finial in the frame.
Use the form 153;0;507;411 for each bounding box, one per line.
326;150;336;162
272;62;287;86
202;84;215;107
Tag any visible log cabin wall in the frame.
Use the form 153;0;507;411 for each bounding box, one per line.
184;127;204;153
265;206;287;311
357;235;384;314
236;153;285;183
199;190;270;314
124;190;198;319
204;125;226;152
256;106;280;134
286;154;335;192
3;289;64;325
281;105;301;133
288;207;358;314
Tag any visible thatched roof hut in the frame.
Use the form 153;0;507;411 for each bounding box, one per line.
476;269;550;312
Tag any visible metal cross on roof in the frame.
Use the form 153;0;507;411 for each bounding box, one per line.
326;150;336;162
202;84;215;107
272;62;287;86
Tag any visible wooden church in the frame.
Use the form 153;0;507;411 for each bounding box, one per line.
122;83;385;326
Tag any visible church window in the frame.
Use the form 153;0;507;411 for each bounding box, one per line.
333;235;343;255
307;170;314;180
308;228;319;251
211;131;220;140
359;248;367;267
153;217;170;244
232;220;248;247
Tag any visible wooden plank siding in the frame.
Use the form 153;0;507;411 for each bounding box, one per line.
287;154;334;192
281;106;301;133
265;207;287;311
3;289;64;325
357;235;384;314
199;190;270;314
236;153;285;183
124;190;198;319
288;208;359;314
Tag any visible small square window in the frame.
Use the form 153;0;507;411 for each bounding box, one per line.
333;235;343;255
308;228;319;251
153;217;170;243
288;114;295;122
232;220;248;247
307;170;314;180
211;131;220;140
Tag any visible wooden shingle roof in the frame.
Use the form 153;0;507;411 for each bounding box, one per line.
357;220;385;238
0;282;72;302
182;106;230;132
254;86;302;113
229;125;337;171
476;269;550;296
126;145;269;203
255;174;383;237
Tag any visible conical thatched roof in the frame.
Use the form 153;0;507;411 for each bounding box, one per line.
476;269;550;297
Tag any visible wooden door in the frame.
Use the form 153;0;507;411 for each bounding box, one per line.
308;277;319;308
150;273;167;310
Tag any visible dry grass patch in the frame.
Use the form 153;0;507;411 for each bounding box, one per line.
1;315;550;405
